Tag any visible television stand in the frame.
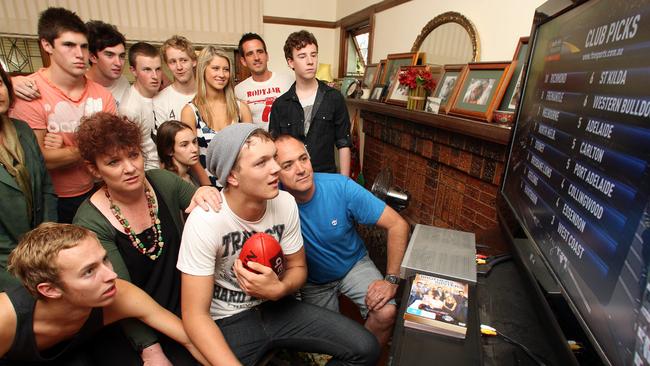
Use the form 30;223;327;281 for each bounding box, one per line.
389;259;584;365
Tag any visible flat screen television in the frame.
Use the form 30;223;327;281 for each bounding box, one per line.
501;0;650;365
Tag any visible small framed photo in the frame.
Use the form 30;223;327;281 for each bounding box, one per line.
382;52;424;96
385;65;433;107
376;59;388;89
362;63;379;89
370;85;385;101
385;66;411;106
425;96;441;114
360;87;371;100
449;62;514;122
498;37;530;112
432;64;465;114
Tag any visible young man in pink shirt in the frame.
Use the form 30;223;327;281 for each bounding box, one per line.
10;7;117;223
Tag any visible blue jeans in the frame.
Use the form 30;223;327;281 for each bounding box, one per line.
215;297;380;366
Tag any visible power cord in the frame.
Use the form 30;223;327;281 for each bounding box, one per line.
481;324;550;366
476;253;513;277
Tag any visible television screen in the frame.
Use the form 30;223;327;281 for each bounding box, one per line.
501;0;650;365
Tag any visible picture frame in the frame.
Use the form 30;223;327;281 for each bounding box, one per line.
360;87;371;100
431;64;466;114
375;59;388;90
385;66;412;106
425;96;441;114
498;37;530;112
382;52;424;98
370;85;385;101
448;62;515;122
362;63;379;89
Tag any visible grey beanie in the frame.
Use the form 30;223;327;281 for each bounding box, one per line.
206;123;260;187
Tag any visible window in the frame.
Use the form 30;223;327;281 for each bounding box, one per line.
0;37;44;75
339;19;373;79
345;27;369;77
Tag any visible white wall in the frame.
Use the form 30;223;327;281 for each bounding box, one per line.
0;0;263;45
262;0;339;76
262;24;338;77
263;0;337;21
261;0;546;78
372;0;545;63
336;0;381;19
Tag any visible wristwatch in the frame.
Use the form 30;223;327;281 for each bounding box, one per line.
384;274;400;285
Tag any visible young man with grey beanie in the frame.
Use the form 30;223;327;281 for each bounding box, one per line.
177;124;380;366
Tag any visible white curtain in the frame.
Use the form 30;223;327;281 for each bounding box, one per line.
0;0;263;46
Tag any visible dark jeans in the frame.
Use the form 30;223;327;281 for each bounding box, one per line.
57;190;93;224
86;323;198;366
216;297;380;366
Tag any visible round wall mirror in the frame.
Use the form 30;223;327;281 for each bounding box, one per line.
411;12;480;64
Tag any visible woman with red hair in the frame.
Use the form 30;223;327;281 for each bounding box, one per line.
73;112;218;365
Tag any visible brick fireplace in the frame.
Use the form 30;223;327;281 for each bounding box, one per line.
359;108;511;247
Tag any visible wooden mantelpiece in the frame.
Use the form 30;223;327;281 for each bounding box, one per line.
349;99;513;248
346;99;512;145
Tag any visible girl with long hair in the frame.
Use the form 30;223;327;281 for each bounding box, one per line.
0;65;56;290
181;46;252;186
156;120;199;185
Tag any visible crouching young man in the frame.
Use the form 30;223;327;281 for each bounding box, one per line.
0;223;207;365
178;124;380;366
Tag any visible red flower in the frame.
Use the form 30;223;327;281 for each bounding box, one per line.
399;67;437;91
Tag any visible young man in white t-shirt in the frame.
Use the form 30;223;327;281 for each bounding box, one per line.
118;42;161;170
85;20;130;106
154;35;197;126
178;124;379;366
234;33;294;128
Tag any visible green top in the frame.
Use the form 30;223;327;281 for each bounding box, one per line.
74;169;196;351
0;119;57;290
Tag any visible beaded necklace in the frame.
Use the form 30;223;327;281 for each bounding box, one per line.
104;185;165;260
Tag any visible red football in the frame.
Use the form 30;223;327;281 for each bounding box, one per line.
239;233;285;275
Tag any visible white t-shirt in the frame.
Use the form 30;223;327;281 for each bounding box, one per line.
177;190;303;319
234;72;294;128
118;85;159;170
153;84;196;129
107;75;131;107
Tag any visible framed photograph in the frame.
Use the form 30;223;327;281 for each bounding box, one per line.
432;64;466;114
425;96;441;114
498;37;530;112
375;59;388;89
362;63;379;89
360;87;371;100
448;62;515;122
370;85;385;101
382;52;424;97
385;66;412;106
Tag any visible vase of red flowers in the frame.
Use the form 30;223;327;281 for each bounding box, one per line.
398;67;437;110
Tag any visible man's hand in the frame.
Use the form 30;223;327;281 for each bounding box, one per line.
140;343;172;366
365;279;398;311
185;186;222;213
11;75;40;101
43;132;64;150
233;259;285;300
